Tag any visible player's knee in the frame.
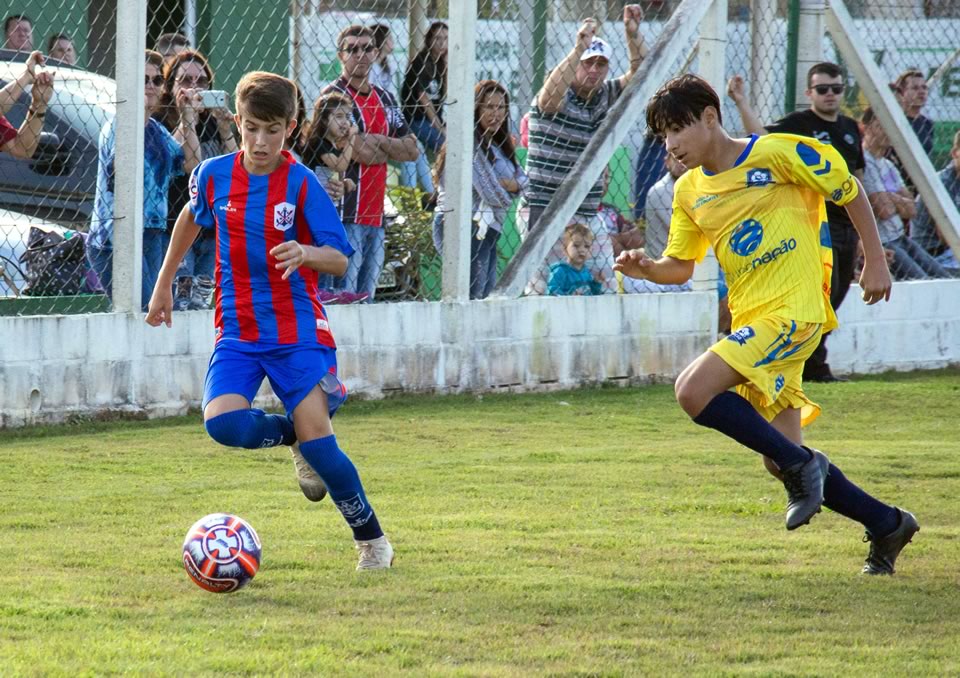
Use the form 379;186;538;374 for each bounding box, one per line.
674;378;705;419
204;410;260;449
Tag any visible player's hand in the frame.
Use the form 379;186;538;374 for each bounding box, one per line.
271;241;306;280
613;247;655;279
859;260;892;305
623;5;643;37
145;287;174;327
576;18;598;53
726;75;746;104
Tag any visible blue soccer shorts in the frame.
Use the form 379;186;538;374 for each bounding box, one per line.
710;316;824;426
203;340;347;417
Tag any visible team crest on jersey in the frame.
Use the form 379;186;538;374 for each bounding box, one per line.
189;171;199;207
273;201;295;231
727;327;756;346
746;168;773;187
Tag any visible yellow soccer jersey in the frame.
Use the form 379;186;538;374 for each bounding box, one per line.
663;133;857;329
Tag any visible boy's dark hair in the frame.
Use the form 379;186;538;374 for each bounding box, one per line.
370;23;391;49
4;14;31;34
301;91;354;160
47;33;72;52
235;71;298;123
155;32;189;54
336;24;373;50
645;74;722;138
893;68;925;92
563;222;594;246
806;62;843;87
145;49;165;71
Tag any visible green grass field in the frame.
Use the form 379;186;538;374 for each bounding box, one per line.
3;370;959;676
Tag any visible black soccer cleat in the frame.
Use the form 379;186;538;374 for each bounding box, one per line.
781;448;830;530
862;508;920;575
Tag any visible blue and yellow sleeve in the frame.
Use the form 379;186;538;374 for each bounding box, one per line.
772;133;859;206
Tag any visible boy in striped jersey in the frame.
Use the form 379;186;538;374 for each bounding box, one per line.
616;74;918;575
146;71;394;571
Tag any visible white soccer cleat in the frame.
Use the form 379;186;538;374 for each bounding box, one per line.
289;442;327;502
355;535;394;571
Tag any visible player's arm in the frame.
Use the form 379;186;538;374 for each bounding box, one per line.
146;203;201;327
842;178;892;304
270;242;347;280
613;250;695;284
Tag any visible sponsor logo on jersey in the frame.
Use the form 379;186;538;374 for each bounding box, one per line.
692;194;719;210
273;201;296;231
735;238;798;276
775;373;785;393
746;168;774;187
316;318;330;332
727;326;756;345
730;219;764;256
217;200;237;214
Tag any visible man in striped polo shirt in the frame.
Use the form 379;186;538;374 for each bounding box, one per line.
524;5;647;232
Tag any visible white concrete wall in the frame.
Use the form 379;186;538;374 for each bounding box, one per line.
1;280;958;428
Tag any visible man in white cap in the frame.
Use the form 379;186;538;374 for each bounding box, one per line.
524;5;647;232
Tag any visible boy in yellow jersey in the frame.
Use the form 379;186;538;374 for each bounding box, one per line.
616;74;918;574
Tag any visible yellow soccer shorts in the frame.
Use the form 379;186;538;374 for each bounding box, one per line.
709;316;824;426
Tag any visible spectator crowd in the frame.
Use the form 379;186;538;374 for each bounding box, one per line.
1;11;956;320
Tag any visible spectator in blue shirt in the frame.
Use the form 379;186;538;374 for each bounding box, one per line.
87;49;200;308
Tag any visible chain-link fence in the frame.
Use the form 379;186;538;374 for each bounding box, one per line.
1;0;957;317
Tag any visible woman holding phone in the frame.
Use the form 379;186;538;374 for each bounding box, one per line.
154;49;238;310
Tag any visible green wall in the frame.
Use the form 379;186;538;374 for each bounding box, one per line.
197;0;289;97
4;3;89;67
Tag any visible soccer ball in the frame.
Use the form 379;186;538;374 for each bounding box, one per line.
182;513;262;593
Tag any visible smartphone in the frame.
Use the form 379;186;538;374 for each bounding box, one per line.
198;90;227;109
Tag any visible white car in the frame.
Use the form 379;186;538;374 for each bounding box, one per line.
0;50;115;224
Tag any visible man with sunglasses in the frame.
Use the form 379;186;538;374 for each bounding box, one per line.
318;25;418;302
729;62;864;384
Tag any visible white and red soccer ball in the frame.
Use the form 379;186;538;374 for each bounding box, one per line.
182;513;261;593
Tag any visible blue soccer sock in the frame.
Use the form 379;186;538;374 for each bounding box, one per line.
298;435;384;542
823;461;899;537
693;391;811;470
204;409;296;449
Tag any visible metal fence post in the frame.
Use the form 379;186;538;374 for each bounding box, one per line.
111;0;147;314
441;0;478;301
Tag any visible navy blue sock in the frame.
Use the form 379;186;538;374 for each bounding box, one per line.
693;392;810;469
204;409;296;449
823;461;899;536
298;435;383;541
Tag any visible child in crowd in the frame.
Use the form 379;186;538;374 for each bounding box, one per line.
300;91;363;303
146;71;394;571
301;91;358;197
548;223;602;296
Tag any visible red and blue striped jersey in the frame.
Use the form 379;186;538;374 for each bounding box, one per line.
188;150;354;348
